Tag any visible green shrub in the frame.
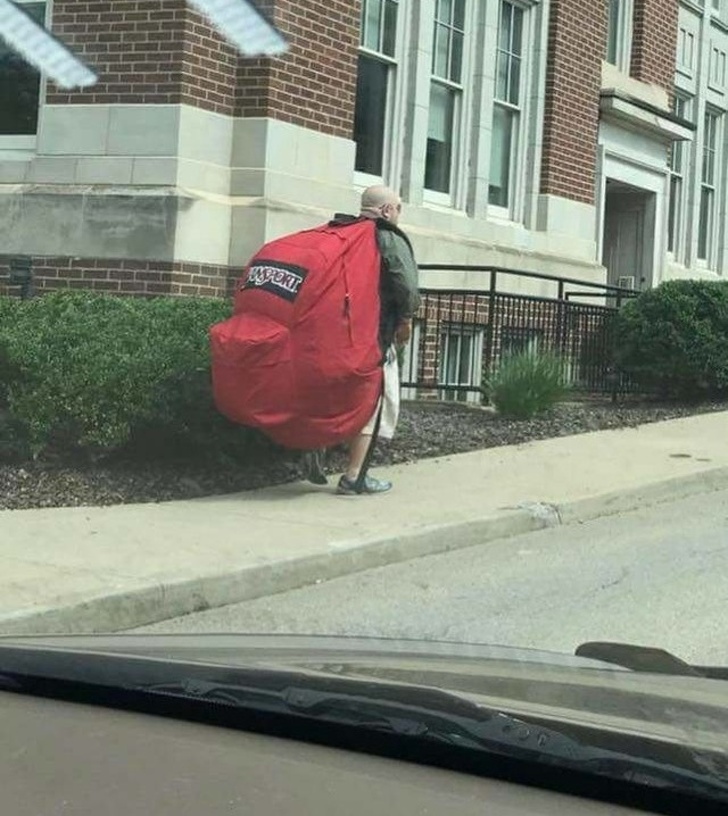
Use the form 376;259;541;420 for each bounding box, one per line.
614;280;728;398
0;296;20;405
487;350;569;419
0;291;233;455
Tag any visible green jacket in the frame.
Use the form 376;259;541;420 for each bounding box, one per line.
376;227;422;323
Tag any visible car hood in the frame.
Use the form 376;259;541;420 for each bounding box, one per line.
1;633;727;754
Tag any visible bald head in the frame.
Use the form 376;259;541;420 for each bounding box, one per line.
360;185;402;225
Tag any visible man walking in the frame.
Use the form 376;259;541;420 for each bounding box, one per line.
302;185;421;494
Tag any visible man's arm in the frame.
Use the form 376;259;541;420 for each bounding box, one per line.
377;230;421;344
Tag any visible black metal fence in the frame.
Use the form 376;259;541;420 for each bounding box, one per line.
400;265;639;401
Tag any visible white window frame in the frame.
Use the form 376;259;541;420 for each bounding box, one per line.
709;41;727;91
606;0;634;73
438;323;485;404
0;0;49;153
668;94;692;260
697;107;722;266
422;0;474;210
487;0;531;222
354;0;409;189
677;25;697;78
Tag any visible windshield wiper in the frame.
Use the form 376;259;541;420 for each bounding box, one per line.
139;676;728;803
576;642;728;681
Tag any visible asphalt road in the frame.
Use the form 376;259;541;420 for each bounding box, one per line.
135;489;728;665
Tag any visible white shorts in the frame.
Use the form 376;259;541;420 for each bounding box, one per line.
361;345;400;440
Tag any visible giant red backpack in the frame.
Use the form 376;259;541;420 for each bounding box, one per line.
210;218;384;451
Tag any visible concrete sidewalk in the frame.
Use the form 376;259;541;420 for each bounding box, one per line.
1;411;728;635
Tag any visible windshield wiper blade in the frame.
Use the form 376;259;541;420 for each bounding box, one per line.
139;678;728;802
576;642;728;681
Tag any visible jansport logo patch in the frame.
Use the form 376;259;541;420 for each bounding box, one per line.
242;260;307;302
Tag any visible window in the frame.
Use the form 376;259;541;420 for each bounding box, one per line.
677;27;696;75
438;324;484;403
710;44;727;88
605;0;633;72
668;96;691;256
354;0;400;177
698;110;721;263
0;1;46;137
500;326;542;358
399;321;422;400
489;0;524;210
425;0;466;195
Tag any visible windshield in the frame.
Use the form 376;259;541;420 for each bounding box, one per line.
2;1;728;813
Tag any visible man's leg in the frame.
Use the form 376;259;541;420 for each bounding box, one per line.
338;429;391;494
337;347;399;495
345;433;372;481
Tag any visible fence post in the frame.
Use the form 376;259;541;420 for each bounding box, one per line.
555;280;567;357
483;270;497;382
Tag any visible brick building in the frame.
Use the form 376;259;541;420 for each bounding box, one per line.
0;0;717;301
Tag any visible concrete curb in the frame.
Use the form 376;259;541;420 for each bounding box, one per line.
3;465;728;636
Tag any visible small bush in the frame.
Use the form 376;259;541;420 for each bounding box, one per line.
614;280;728;399
0;296;20;397
0;291;232;455
487;351;569;419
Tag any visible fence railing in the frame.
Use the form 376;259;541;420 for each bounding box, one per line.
400;265;640;401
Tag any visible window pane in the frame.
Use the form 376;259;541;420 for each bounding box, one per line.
439;334;450;382
496;51;509;101
439;0;453;24
451;31;463;82
382;0;398;56
433;23;449;77
607;0;620;64
703;113;717;184
509;55;521;104
698;187;713;260
354;56;389;175
426;83;455;193
511;5;524;54
668;176;681;253
499;2;512;52
489;104;515;207
670;141;682;173
363;0;383;50
459;334;473;383
453;0;466;29
0;2;46;136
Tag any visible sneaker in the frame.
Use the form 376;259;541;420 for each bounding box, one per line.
301;450;328;485
336;474;393;495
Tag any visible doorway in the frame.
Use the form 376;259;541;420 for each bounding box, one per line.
602;180;656;291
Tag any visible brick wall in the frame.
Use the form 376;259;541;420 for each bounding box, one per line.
0;257;240;299
48;1;361;137
540;0;607;205
236;0;361;139
630;0;680;93
47;0;237;115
